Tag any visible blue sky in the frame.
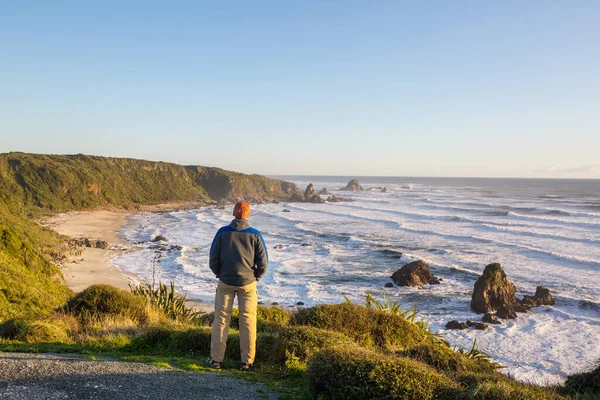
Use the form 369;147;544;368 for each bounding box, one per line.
1;1;599;178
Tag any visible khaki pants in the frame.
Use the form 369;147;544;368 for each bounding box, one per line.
210;280;258;364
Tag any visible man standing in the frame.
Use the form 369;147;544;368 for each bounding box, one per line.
207;201;268;371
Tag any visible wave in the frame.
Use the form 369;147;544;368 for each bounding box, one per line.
480;224;600;245
508;212;600;229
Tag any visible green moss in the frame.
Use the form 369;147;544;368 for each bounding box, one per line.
290;302;424;351
64;284;149;325
308;345;460;400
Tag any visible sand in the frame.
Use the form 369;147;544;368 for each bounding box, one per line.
43;211;135;292
43;209;214;312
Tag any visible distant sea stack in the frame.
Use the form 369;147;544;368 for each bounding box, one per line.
340;179;364;192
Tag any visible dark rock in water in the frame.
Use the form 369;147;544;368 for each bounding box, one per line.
466;320;489;330
340;179;364;192
384;282;394;288
304;183;316;200
152;235;167;242
273;244;284;250
446;320;468;330
521;286;555;308
471;263;518;317
301;243;312;247
482;313;501;325
381;187;388;193
308;193;325;203
319;188;329;195
216;198;227;209
282;209;291;213
271;302;279;306
496;305;517;320
258;301;264;305
326;195;349;203
401;185;411;189
514;300;529;313
296;301;305;306
391;260;441;287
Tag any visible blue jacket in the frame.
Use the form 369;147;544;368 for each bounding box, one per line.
209;218;268;286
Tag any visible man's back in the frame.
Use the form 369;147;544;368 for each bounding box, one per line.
209;218;268;286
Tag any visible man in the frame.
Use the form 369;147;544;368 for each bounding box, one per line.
207;201;268;371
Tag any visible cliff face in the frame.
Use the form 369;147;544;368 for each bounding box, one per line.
0;153;293;211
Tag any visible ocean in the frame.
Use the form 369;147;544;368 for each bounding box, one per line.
112;176;600;385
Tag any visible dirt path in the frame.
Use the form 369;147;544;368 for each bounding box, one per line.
0;352;277;399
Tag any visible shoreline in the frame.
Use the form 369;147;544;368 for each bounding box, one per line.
43;206;214;313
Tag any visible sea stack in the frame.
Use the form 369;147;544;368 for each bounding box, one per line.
391;260;441;287
340;179;364;192
471;263;521;318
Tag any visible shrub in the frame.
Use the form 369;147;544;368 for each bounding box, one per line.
463;379;566;400
564;362;600;395
308;345;459;400
0;313;78;343
402;342;496;375
277;326;354;363
290;303;424;350
64;284;149;325
129;280;202;323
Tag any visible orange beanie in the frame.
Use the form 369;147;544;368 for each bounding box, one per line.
233;201;251;219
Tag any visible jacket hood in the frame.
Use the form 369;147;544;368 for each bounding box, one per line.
229;218;250;231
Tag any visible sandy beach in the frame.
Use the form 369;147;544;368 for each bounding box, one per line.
43;208;214;313
43;210;135;292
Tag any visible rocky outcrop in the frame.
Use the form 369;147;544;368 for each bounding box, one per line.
326;195;350;203
482;313;501;324
291;189;305;202
304;183;316;199
471;263;520;318
384;282;394;288
446;321;468;330
466;320;489;330
391;260;441;287
521;286;555;308
152;235;167;242
319;188;329;195
340;179;364;192
381;187;388;193
70;237;110;249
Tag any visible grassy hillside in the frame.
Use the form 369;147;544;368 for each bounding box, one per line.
0;152;293;212
0;152;295;320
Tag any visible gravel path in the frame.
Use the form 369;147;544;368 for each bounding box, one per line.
0;353;278;400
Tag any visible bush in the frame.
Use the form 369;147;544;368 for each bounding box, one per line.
0;313;78;343
64;284;149;325
564;363;600;395
308;345;459;400
290;303;424;350
402;342;496;375
278;326;354;363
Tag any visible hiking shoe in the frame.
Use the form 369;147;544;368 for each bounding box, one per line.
240;363;253;372
206;359;221;369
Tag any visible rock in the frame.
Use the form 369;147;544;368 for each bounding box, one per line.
522;286;555;308
390;260;441;287
273;244;284;250
304;183;316;200
216;198;227;209
326;195;344;203
282;209;291;213
152;235;168;242
84;238;95;248
340;179;364;192
95;240;109;249
271;302;279;306
308;194;325;203
381;187;388;193
496;305;517;320
482;313;501;325
319;188;329;195
471;263;519;318
384;282;394;288
466;320;489;330
296;301;305;306
446;320;468;330
301;243;312;247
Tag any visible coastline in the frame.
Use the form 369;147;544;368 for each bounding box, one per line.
43;206;214;313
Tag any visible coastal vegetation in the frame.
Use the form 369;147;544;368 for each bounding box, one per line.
0;152;598;399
